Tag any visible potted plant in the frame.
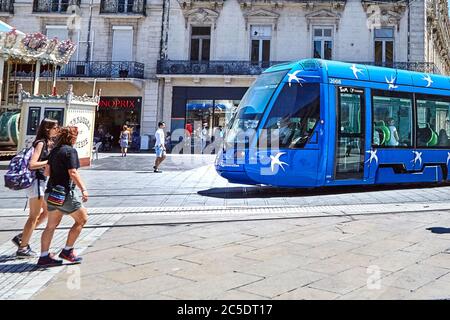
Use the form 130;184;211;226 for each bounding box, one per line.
119;68;129;78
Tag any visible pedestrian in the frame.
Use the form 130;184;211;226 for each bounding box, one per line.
165;131;172;153
12;118;59;258
119;125;130;157
153;121;166;173
38;126;89;266
201;123;208;153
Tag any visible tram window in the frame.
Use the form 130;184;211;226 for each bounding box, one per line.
416;95;450;147
261;83;320;149
372;92;413;147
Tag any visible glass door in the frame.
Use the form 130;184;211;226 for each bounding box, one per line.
335;87;365;180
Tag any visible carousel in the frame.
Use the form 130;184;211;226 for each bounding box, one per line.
0;21;99;165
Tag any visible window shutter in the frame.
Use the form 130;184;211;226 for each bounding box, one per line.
112;28;133;61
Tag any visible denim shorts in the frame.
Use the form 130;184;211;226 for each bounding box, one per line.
45;190;83;215
155;145;166;158
26;179;47;199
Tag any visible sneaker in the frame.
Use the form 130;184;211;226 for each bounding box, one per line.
16;245;37;259
11;234;22;248
37;253;63;267
59;248;83;263
154;169;162;173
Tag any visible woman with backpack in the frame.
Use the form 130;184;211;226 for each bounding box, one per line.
38;126;88;266
12;118;59;258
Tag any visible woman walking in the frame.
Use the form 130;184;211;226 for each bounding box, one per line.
12;119;59;258
119;125;130;157
38;126;89;267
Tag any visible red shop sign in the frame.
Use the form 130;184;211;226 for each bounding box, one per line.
98;97;142;109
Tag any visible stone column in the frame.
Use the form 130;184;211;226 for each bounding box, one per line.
33;61;41;95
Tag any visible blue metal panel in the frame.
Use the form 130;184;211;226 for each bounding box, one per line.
325;61;370;82
411;72;450;90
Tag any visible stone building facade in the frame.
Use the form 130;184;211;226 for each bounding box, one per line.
1;0;449;150
1;0;162;150
157;0;450;140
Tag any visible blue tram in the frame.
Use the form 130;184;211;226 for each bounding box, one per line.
215;59;450;187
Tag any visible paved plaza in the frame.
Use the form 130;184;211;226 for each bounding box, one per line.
0;153;450;299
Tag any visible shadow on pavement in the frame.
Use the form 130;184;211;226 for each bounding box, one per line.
198;183;448;199
426;227;450;234
0;261;40;273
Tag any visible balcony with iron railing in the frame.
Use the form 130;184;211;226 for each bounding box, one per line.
11;61;145;79
157;60;441;76
0;0;14;13
100;0;146;15
157;60;285;76
33;0;81;13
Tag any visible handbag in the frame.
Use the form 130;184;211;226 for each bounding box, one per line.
47;185;66;207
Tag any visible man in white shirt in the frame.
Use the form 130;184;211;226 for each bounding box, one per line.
153;122;166;173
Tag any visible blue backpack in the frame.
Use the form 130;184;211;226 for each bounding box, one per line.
4;147;36;190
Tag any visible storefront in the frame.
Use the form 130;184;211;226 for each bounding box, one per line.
95;96;142;151
171;86;247;141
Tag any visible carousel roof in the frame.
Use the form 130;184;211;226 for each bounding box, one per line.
0;20;76;65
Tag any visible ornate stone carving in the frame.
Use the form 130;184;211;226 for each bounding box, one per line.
361;0;407;31
238;1;283;30
426;0;450;74
305;9;341;31
177;0;224;28
243;8;280;30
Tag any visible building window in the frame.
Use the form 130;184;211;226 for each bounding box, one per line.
374;27;394;66
112;26;133;61
416;95;450;147
250;25;271;66
372;90;413;148
190;26;211;62
117;0;134;13
313;27;333;60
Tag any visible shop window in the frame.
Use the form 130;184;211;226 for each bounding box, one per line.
27;107;41;136
416;95;450;147
44;108;64;126
261;83;320;149
372;90;413;147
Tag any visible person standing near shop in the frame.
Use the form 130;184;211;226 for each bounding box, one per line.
38;126;89;266
153;122;166;173
119;125;130;157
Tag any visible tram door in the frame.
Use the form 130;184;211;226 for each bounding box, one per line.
334;86;366;180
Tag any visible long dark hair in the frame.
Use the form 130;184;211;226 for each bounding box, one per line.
34;118;58;143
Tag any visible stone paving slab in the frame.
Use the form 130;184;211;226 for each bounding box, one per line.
11;205;446;300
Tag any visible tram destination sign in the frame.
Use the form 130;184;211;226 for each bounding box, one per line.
98;97;142;110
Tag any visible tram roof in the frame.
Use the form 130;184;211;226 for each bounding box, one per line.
264;59;450;91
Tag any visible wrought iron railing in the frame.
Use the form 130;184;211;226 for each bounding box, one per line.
158;60;442;75
157;60;286;75
0;0;14;13
33;0;81;13
35;61;145;78
100;0;146;15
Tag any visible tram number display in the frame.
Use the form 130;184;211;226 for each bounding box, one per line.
339;86;364;94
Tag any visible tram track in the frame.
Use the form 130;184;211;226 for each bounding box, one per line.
0;203;448;233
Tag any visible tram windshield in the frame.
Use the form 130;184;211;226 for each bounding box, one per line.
225;69;288;144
